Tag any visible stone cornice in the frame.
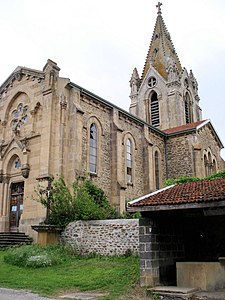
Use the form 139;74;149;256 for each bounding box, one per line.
0;67;45;99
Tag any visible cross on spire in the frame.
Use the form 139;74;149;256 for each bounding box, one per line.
156;2;162;15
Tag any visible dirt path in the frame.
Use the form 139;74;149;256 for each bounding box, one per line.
0;288;53;300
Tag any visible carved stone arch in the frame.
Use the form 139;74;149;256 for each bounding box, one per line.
212;156;217;173
152;145;162;190
2;141;30;179
1;137;28;160
85;115;104;136
3;148;22;175
2;91;31;124
184;90;193;124
202;147;215;176
144;87;162;100
85;116;104;175
122;131;137;150
144;89;160;127
123;132;137;185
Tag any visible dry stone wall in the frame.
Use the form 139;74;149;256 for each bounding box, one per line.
61;219;139;256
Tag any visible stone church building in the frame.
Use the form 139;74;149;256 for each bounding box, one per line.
0;3;224;239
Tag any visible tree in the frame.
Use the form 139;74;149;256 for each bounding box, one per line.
36;176;118;227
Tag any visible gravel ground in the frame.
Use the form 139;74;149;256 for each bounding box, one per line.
0;288;54;300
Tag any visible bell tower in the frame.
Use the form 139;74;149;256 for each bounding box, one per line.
129;2;202;130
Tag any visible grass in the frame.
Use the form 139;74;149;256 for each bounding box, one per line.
0;244;140;299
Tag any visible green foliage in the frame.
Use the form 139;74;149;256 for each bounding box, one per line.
165;170;225;186
207;170;225;179
0;246;140;299
151;292;161;300
120;211;141;219
3;244;67;268
36;176;118;226
165;176;200;186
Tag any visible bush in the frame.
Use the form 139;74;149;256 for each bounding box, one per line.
3;244;66;268
36;176;118;226
165;170;225;186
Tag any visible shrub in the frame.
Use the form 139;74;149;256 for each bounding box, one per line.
3;244;64;268
36;176;118;226
165;170;225;186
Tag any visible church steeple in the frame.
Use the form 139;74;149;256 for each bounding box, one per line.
141;2;182;82
129;2;202;130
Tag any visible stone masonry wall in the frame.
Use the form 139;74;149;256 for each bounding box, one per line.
61;219;139;256
166;135;194;179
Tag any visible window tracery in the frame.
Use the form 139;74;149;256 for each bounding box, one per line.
11;103;29;131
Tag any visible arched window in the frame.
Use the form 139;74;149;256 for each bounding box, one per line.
204;154;208;177
89;123;97;173
208;152;212;175
126;139;132;183
154;151;160;190
212;159;217;174
184;93;192;124
150;92;160;127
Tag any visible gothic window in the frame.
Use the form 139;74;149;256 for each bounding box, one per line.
154;151;160;190
89;123;98;173
15;158;21;169
126;139;132;184
11;103;29;131
208;152;212;175
184;93;192;124
150;92;160;127
212;159;217;174
204;154;208;177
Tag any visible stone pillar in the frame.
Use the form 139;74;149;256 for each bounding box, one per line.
1;177;10;231
193;144;202;177
3;177;9;216
139;217;160;286
0;182;3;216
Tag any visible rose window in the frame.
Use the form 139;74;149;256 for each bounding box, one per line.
11;103;29;130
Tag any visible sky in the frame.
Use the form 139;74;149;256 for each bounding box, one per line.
0;0;225;159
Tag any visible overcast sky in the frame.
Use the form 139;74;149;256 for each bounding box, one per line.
0;0;225;159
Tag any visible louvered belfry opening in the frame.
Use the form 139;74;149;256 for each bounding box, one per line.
151;92;160;127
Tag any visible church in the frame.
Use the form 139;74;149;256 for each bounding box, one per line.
0;3;224;239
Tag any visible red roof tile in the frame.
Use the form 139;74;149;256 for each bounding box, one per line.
163;120;207;134
128;178;225;208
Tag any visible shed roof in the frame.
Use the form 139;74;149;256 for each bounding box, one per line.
127;178;225;212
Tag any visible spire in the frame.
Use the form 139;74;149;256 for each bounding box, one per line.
141;3;182;81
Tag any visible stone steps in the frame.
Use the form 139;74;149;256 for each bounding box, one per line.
147;287;225;300
0;232;33;248
147;286;200;300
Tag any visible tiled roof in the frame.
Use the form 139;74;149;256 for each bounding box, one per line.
163;120;207;134
128;178;225;208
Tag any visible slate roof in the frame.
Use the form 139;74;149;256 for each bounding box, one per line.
127;178;225;210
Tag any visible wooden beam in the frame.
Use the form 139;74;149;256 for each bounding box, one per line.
127;200;225;212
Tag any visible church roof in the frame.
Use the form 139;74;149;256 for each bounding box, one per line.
163;120;208;134
141;2;182;81
127;178;225;211
163;120;224;148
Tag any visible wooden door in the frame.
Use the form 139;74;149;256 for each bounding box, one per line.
10;182;24;231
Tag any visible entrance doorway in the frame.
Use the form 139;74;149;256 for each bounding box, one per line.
10;182;24;231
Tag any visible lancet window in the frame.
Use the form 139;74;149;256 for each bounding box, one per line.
89;123;98;173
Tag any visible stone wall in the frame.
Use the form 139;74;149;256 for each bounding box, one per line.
166;135;194;179
61;219;139;256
